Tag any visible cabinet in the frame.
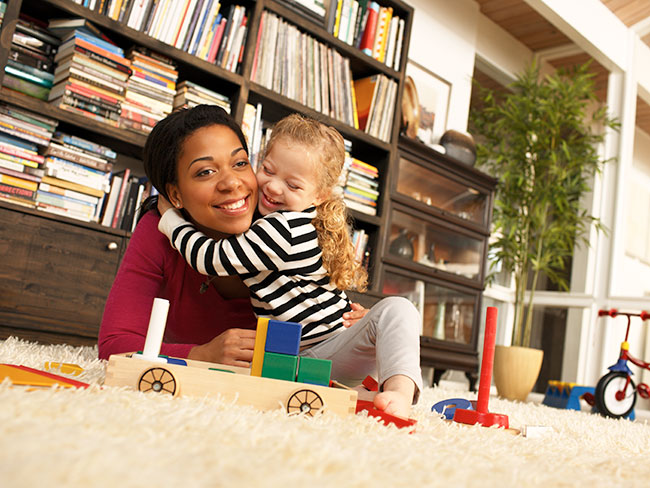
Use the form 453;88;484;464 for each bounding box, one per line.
379;136;496;387
0;200;128;345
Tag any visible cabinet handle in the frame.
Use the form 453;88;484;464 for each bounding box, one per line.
106;242;119;251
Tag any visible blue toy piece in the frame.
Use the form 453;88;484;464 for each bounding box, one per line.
432;398;473;420
265;320;302;356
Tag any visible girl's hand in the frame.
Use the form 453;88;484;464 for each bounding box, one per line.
157;195;174;215
188;328;257;367
342;302;369;328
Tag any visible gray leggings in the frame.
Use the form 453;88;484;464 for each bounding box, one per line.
300;296;423;402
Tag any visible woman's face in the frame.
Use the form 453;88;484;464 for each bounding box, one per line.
167;124;258;238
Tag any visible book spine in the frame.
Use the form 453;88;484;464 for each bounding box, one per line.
359;1;378;56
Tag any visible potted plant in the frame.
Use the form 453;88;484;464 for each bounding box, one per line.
470;61;618;401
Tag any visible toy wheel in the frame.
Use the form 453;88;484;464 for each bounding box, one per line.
138;367;177;396
287;389;324;417
595;371;636;418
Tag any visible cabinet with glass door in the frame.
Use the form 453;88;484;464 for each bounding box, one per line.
380;136;496;387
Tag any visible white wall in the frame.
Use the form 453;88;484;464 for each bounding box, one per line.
406;0;479;137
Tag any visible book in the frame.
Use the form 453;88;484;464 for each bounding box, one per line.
4;65;53;88
53;132;117;160
0;172;39;191
100;173;123;226
111;168;131;228
359;1;379;56
40;175;105;199
353;75;380;132
45;142;114;172
60;29;124;57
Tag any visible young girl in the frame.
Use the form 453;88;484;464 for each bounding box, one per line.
158;113;422;416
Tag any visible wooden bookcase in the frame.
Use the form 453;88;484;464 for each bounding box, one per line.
0;0;494;388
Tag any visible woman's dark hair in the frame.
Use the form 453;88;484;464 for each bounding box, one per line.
138;104;248;218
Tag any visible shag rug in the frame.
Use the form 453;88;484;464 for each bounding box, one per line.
1;337;649;488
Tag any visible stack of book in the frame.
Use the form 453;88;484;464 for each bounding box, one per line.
120;48;178;134
49;26;131;127
241;102;265;172
38;131;114;222
0;105;57;208
173;80;230;113
100;168;150;232
353;74;397;142
3;16;59;101
99;1;248;72
252;11;356;128
329;0;405;70
342;154;379;216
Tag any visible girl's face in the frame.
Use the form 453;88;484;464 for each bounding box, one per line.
257;139;324;216
167;124;258;238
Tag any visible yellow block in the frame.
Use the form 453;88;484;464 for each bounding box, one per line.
44;362;84;376
250;318;269;377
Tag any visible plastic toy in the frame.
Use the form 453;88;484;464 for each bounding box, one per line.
542;381;595;411
594;309;650;419
432;398;474;420
452;306;509;429
44;362;84;376
1;363;89;389
104;298;357;417
355;400;417;431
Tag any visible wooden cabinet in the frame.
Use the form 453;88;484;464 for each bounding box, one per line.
0;201;128;345
379;137;496;387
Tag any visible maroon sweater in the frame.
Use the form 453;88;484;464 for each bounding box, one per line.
98;211;256;360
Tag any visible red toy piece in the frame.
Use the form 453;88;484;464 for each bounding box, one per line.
355;400;417;431
453;307;509;429
362;375;379;391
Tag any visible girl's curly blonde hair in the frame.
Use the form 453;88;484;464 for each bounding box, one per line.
264;114;367;291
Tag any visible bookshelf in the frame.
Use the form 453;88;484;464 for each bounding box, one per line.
0;0;498;388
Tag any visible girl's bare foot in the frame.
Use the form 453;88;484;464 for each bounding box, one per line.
373;374;417;418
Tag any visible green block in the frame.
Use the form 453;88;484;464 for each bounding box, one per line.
296;357;332;386
261;352;298;381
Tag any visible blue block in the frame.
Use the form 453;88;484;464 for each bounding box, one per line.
432;398;473;420
265;320;302;356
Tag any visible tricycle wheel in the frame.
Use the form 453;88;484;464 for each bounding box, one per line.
595;371;636;418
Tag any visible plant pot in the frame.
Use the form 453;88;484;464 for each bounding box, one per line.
493;345;544;402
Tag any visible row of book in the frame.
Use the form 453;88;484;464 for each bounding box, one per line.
329;0;405;71
353;74;397;142
252;11;358;133
340;140;380;216
351;228;371;268
96;0;249;72
241;102;266;172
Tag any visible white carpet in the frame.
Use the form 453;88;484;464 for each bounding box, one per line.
1;336;649;488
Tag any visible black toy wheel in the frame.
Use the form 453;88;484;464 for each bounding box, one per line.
287;389;324;417
138;367;177;396
595;371;636;419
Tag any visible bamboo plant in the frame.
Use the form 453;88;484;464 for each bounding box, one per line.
470;61;618;348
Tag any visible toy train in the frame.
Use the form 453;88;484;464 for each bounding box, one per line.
104;299;358;417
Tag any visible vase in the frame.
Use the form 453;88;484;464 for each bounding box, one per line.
389;229;415;260
493;345;544;402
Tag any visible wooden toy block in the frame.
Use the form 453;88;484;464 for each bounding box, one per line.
362;375;379;391
261;352;298;382
251;318;269;377
265;320;301;356
296;357;332;386
1;364;89;389
104;353;357;417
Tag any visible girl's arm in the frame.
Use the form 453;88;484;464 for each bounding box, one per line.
158;208;320;277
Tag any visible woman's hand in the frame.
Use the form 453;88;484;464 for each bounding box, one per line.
157;194;174;215
188;328;257;367
342;302;369;328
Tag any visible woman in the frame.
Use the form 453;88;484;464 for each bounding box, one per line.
98;105;365;365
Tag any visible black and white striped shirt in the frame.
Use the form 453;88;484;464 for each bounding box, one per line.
159;207;351;347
